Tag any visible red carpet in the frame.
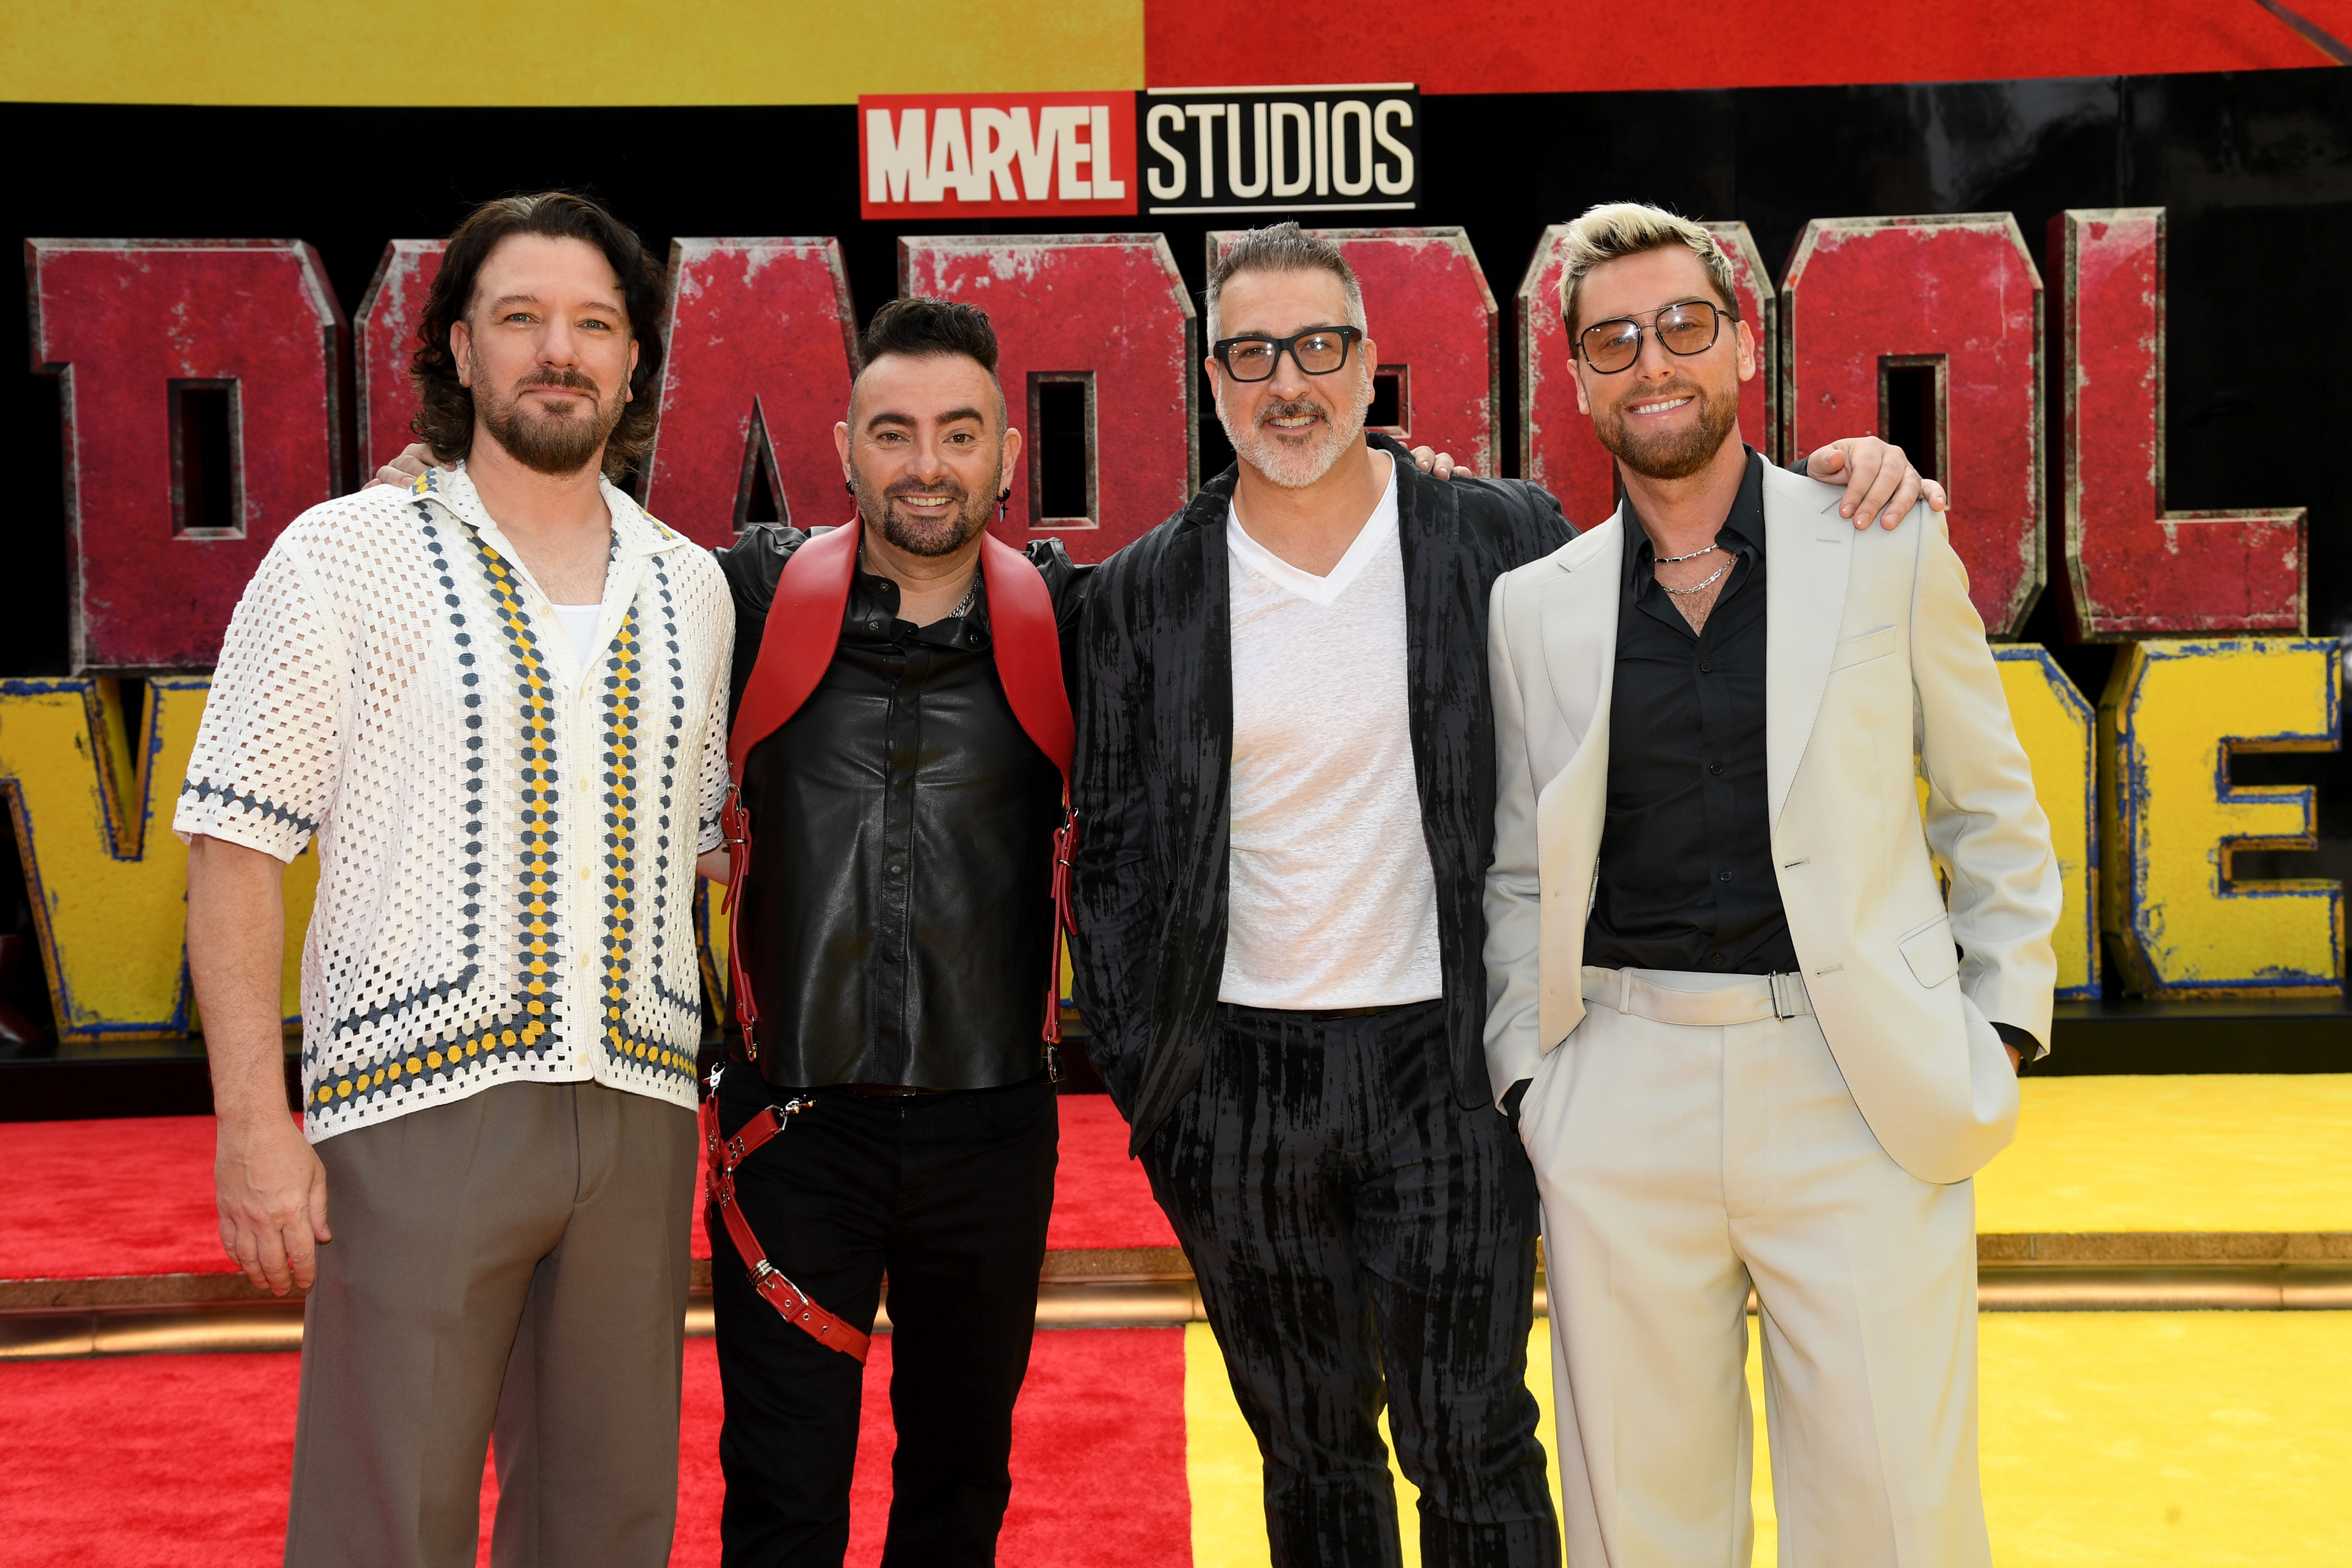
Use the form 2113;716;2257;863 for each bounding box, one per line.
0;1328;1191;1567
0;1095;1174;1282
0;1114;233;1278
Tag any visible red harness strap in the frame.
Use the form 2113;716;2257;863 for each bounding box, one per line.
699;1077;871;1362
707;520;1077;1356
975;529;1080;1044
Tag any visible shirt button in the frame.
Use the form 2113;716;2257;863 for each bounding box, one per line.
1699;661;1713;673
1718;870;1732;882
1708;952;1727;967
1707;761;1723;775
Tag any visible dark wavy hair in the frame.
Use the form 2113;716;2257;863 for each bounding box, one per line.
410;191;666;480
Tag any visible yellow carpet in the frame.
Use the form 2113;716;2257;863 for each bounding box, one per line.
1977;1074;2352;1233
1185;1312;2352;1564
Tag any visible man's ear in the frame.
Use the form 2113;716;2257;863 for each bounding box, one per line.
1000;424;1024;476
1733;318;1756;384
833;419;852;477
450;319;474;389
1573;363;1593;418
624;337;640;402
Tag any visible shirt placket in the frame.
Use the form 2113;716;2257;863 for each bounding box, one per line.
873;648;920;1076
1695;570;1739;965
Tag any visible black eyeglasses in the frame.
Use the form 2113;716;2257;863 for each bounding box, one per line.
1212;326;1362;382
1573;300;1738;374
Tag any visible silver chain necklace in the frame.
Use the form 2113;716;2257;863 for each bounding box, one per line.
1660;560;1733;596
864;545;979;619
1653;542;1721;564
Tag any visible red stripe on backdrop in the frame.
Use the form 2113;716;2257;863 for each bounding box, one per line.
1145;0;2352;95
0;1331;1190;1567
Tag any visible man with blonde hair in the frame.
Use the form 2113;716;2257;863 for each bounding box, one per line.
1484;201;2059;1566
1073;220;1940;1568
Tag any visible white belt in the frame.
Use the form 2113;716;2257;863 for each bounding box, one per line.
1579;965;1813;1027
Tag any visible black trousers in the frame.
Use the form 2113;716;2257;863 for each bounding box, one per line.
1140;1001;1559;1568
710;1066;1058;1568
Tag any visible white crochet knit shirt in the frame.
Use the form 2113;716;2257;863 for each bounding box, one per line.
175;466;734;1141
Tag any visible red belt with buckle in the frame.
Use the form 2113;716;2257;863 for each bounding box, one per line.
700;1072;870;1362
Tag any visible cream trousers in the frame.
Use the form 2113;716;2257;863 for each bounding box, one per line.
1521;967;1990;1568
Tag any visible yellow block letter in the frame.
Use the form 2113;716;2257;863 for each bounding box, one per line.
2099;638;2342;997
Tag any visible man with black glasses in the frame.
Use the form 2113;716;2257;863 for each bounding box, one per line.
1070;221;1935;1568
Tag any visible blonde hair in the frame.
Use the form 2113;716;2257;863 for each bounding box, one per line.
1556;202;1739;338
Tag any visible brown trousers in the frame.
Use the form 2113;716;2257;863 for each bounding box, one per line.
285;1079;699;1568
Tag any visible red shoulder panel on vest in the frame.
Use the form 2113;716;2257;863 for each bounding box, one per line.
727;519;860;780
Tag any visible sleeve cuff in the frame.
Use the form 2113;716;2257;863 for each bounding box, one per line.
1990;1021;2046;1062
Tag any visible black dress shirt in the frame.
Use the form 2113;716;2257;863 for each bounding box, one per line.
716;529;1085;1091
1581;451;2044;1064
1586;449;1799;975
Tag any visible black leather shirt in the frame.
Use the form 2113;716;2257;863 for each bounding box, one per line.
1586;450;1801;975
714;526;1088;1091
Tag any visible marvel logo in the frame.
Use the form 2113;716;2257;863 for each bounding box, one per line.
858;93;1138;219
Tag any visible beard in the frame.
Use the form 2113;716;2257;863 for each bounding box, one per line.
849;459;1002;558
1218;380;1369;490
1592;374;1741;481
472;349;626;477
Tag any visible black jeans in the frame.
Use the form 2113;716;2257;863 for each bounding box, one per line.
1141;1001;1558;1568
710;1066;1058;1568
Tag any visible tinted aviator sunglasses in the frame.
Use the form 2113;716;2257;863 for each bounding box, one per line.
1572;300;1738;374
1212;326;1362;382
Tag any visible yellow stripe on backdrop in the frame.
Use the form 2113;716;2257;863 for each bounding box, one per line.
1;1;1142;106
1185;1313;2352;1563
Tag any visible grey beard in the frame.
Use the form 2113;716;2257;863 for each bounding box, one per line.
1219;391;1369;490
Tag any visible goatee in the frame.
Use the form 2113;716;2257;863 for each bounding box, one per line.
1220;387;1368;490
850;464;1001;557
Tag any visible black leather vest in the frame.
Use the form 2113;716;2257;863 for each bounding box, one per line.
719;532;1083;1090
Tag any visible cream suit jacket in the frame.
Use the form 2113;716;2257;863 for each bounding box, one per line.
1482;463;2062;1184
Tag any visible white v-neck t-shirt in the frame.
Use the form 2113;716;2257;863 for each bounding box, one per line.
1220;459;1444;1009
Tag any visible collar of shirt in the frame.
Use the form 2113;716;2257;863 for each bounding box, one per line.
1621;446;1769;594
414;461;694;564
843;563;991;651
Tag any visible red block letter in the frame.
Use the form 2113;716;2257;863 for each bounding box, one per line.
353;239;445;475
1211;227;1499;478
899;234;1194;561
28;239;345;671
638;239;860;549
1519;220;1776;529
1780;215;2043;634
2052;209;2302;638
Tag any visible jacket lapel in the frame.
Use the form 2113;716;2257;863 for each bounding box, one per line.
1762;464;1853;825
1533;513;1625;1050
1387;436;1451;827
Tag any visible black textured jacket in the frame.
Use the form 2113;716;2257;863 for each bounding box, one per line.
714;525;1088;1089
1069;434;1575;1150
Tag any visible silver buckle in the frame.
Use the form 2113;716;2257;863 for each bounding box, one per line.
1769;972;1800;1020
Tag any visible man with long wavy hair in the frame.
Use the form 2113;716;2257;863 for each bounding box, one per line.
182;190;730;1568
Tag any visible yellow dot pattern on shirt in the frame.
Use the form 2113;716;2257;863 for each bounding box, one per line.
595;590;696;1085
309;523;556;1106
